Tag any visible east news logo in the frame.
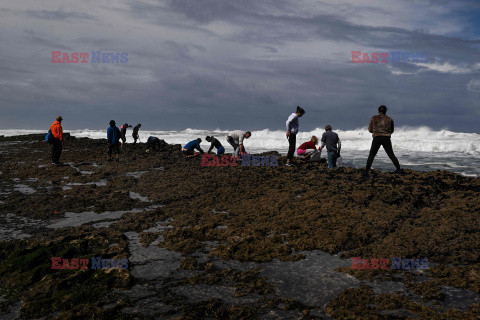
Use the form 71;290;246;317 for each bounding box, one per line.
351;257;429;270
51;257;128;270
51;51;128;63
201;154;278;167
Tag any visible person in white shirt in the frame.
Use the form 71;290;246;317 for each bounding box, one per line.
285;106;305;166
226;130;251;157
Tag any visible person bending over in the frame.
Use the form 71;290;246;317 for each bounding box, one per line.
206;136;225;155
132;123;141;144
226;130;251;157
183;138;204;158
120;123;131;149
319;125;341;168
146;136;161;152
297;136;318;160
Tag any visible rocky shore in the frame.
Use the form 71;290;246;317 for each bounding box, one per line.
1;134;479;319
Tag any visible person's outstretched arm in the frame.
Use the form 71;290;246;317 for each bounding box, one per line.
207;142;214;154
286;114;295;136
320;133;326;150
196;141;204;154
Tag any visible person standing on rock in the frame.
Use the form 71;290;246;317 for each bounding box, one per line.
132;123;141;144
50;116;64;165
319;125;341;168
206;136;225;155
365;105;402;176
285;106;305;166
107;120;122;161
226;130;251;157
120;123;131;149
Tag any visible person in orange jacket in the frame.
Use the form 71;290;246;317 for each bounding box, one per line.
50;116;64;164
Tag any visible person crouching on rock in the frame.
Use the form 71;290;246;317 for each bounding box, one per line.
51;116;64;165
146;136;161;152
107;120;122;161
206;136;225;155
297;135;318;160
183;138;204;158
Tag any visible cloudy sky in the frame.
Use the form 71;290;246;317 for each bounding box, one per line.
1;0;479;132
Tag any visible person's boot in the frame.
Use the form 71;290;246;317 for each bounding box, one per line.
393;169;404;174
361;169;370;178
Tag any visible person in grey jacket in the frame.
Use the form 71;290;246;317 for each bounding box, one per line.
285;106;305;166
226;130;251;157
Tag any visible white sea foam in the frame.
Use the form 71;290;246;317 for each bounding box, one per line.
1;127;479;177
2;127;478;155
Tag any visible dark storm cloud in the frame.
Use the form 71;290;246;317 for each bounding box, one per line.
1;8;97;21
23;29;71;50
0;0;479;131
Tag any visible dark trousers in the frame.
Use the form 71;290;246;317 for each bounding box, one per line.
366;136;401;171
287;133;297;161
51;139;62;164
108;143;120;155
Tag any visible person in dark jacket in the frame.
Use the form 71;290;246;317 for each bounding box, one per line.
146;136;161;152
319;125;341;168
365;105;402;175
206;136;225;155
132;124;141;144
107;120;122;161
183;138;204;158
120;123;131;149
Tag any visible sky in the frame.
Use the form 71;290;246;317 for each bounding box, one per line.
0;0;479;132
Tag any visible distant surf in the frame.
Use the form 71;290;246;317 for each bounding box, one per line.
1;127;479;177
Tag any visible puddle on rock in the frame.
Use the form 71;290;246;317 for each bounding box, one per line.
47;210;137;229
0;213;47;241
129;191;152;203
125;171;148;179
66;179;108;187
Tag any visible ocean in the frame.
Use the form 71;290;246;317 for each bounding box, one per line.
1;127;479;178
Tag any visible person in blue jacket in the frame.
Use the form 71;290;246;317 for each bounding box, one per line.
107;120;122;161
183;138;204;158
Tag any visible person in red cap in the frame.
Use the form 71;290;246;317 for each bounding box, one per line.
50;116;64;165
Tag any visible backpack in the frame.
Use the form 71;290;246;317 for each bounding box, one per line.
45;130;54;144
310;150;322;162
